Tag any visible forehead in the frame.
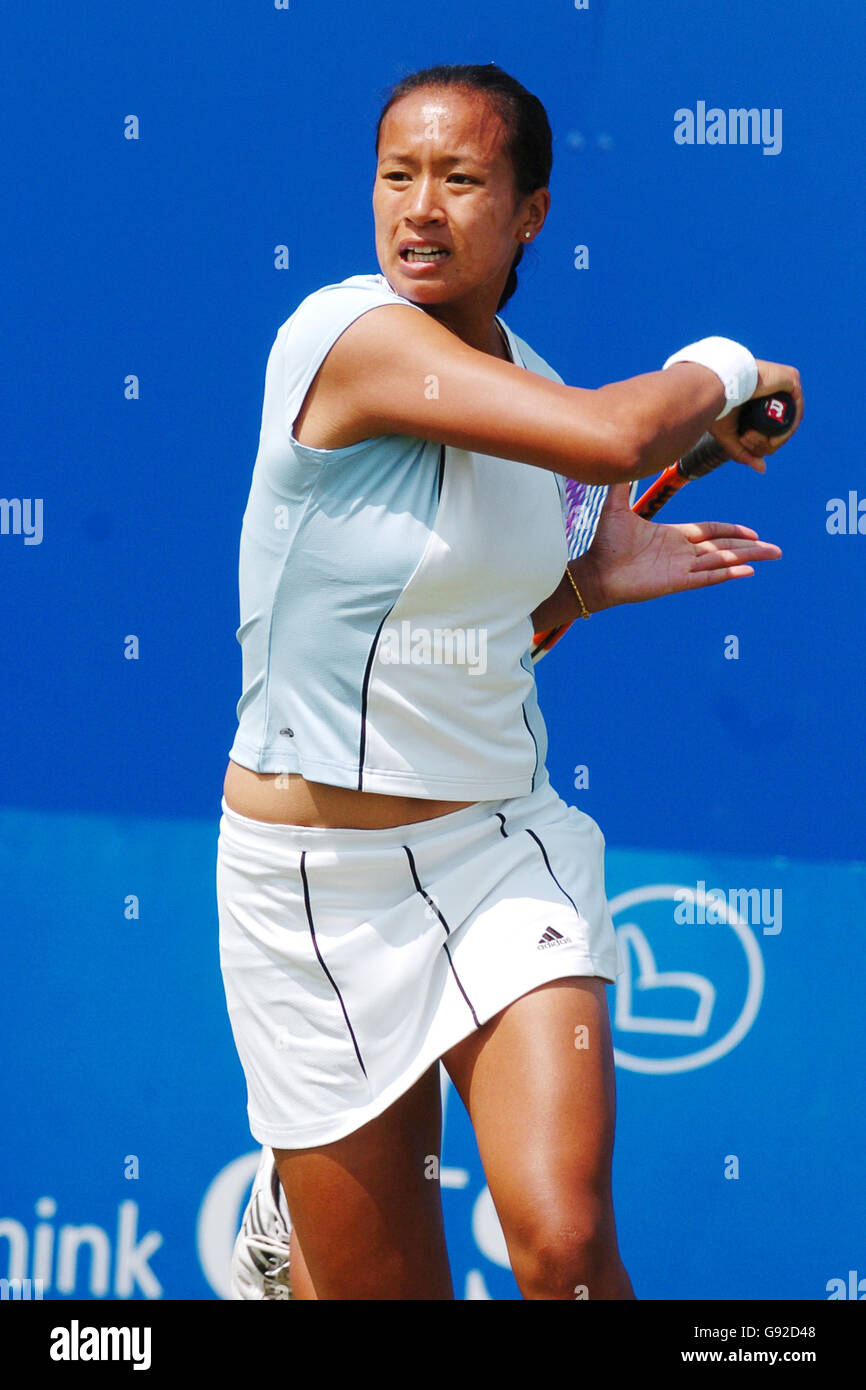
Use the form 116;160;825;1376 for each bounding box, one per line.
378;86;508;166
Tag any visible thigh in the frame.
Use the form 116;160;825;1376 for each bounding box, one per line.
442;978;621;1271
274;1063;453;1300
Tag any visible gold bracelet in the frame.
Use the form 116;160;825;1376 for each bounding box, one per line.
564;565;590;618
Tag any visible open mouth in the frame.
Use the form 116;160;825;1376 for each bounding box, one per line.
400;247;450;263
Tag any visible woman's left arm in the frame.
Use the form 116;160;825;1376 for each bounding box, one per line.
530;483;782;630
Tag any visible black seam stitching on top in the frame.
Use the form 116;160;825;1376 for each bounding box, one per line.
520;704;539;791
523;828;582;921
300;851;367;1078
359;444;443;788
402;844;480;1028
357;605;396;790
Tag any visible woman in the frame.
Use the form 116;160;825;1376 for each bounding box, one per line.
217;62;802;1301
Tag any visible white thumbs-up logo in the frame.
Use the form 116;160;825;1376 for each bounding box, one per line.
615;922;716;1037
609;884;764;1074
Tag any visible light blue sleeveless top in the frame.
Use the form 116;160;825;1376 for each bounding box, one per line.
227;273;583;800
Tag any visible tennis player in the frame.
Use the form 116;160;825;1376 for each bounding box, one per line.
217;62;802;1301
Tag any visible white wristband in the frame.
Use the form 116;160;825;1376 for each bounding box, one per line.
663;336;759;420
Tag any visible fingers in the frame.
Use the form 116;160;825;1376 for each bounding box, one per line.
675;520;760;542
675;522;782;564
706;359;803;471
687;564;756;586
740;429;775;456
747;360;805;454
752;359;803;418
690;537;782;571
729;440;768;473
739;426;795;458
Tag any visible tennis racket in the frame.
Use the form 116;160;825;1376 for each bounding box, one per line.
530;390;796;662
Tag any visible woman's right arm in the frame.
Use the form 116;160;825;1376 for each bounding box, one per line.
312;303;801;485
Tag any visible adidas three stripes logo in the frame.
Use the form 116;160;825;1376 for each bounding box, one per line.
537;926;572;950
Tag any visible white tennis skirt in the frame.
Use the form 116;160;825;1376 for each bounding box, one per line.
216;775;624;1148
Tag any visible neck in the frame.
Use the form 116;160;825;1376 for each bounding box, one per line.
424;302;511;360
381;271;512;360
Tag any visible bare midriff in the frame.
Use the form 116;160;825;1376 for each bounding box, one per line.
223;760;475;828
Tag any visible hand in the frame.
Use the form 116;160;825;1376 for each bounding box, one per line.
579;483;782;611
708;358;804;473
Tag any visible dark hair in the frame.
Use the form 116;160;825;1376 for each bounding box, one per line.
374;63;553;311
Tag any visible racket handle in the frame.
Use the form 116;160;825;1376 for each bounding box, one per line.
634;390;796;518
679;390;796;480
633;468;686;519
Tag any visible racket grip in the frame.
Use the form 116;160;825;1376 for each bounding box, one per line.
678;390;796;481
677;431;727;480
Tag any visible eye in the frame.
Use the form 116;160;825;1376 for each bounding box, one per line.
380;171;477;184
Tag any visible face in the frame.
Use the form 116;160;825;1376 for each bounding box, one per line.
373;85;547;308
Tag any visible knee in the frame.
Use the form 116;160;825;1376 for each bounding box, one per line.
510;1195;621;1300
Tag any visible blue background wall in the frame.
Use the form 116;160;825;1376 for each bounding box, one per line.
2;0;863;1299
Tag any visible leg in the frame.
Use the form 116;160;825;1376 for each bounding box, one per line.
273;1063;453;1300
443;977;635;1301
287;1227;317;1300
230;1144;318;1300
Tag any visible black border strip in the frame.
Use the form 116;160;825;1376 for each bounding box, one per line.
519;652;540;790
300;851;367;1078
403;844;480;1027
524;827;582;920
520;705;539;791
357;606;395;790
358;444;445;788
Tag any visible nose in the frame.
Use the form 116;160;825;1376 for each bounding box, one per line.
406;173;445;223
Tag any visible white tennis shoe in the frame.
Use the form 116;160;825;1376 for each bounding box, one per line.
230;1146;293;1300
